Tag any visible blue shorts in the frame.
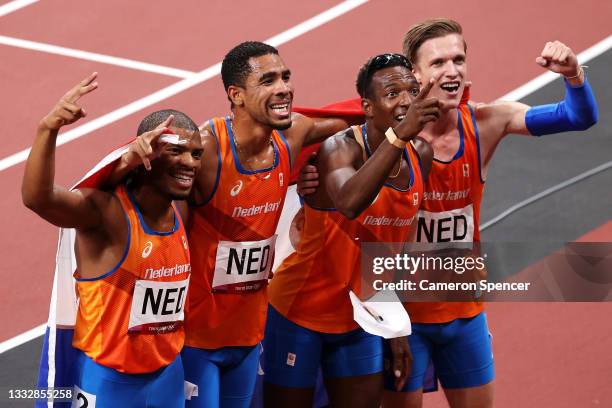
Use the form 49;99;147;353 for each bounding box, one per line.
384;312;494;392
182;344;260;408
73;351;184;408
263;305;383;388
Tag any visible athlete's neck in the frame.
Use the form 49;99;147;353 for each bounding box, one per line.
363;121;387;152
231;112;274;157
130;184;175;231
421;107;459;141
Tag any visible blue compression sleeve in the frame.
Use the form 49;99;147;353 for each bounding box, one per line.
525;75;598;136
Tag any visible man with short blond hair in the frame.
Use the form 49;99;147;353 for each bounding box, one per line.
380;18;598;408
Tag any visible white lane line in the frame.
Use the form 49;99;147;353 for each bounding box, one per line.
0;0;369;173
265;0;368;47
0;35;196;78
0;324;45;354
481;34;612;230
481;161;612;231
498;35;612;102
0;0;38;18
0;0;369;350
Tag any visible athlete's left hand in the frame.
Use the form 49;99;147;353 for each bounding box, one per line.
296;152;319;196
535;41;580;78
386;337;412;391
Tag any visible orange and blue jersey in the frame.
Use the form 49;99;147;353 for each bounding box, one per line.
406;103;485;324
185;116;291;349
72;184;191;374
268;124;424;333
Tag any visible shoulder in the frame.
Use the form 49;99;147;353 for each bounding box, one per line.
75;187;117;208
195;118;221;161
175;201;190;224
283;113;314;139
412;137;433;164
75;187;125;231
473;101;529;126
411;137;433;181
319;127;361;157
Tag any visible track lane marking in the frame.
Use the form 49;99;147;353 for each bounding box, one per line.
0;0;38;18
0;0;369;173
0;35;196;78
0;0;370;350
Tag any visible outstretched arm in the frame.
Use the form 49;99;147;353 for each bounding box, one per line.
482;41;598;138
284;113;356;166
305;116;354;146
22;73;106;229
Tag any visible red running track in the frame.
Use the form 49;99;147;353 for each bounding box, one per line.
0;0;610;406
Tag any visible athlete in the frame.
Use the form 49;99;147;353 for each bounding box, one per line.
295;20;598;408
381;19;599;408
111;41;352;407
263;54;438;408
22;73;203;407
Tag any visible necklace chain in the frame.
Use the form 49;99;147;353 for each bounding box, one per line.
230;119;276;180
363;124;402;179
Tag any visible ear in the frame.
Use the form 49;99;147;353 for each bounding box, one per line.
361;98;374;118
412;67;422;85
227;85;244;107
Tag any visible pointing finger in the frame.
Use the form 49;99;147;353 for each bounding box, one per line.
155;114;174;131
416;77;435;100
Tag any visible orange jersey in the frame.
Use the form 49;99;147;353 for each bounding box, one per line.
185;116;291;349
406;104;485;323
73;185;191;374
269;125;424;333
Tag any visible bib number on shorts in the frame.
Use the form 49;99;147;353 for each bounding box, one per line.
212;236;277;293
128;277;189;334
417;205;474;243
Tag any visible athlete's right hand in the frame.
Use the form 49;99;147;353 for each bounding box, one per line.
296;152;319;196
123;115;174;171
386;336;413;391
393;77;440;141
40;72;98;131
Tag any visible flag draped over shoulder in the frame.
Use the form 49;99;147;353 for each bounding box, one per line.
36;88;472;404
292;98;364;183
36;146;128;408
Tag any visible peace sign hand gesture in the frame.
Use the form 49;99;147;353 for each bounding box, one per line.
41;72;98;131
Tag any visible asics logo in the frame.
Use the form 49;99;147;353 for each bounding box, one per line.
142;241;153;258
230;180;243;197
182;235;188;250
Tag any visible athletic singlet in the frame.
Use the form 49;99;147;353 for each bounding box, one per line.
406;104;485;323
185;116;291;349
72;185;191;374
269;124;424;333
